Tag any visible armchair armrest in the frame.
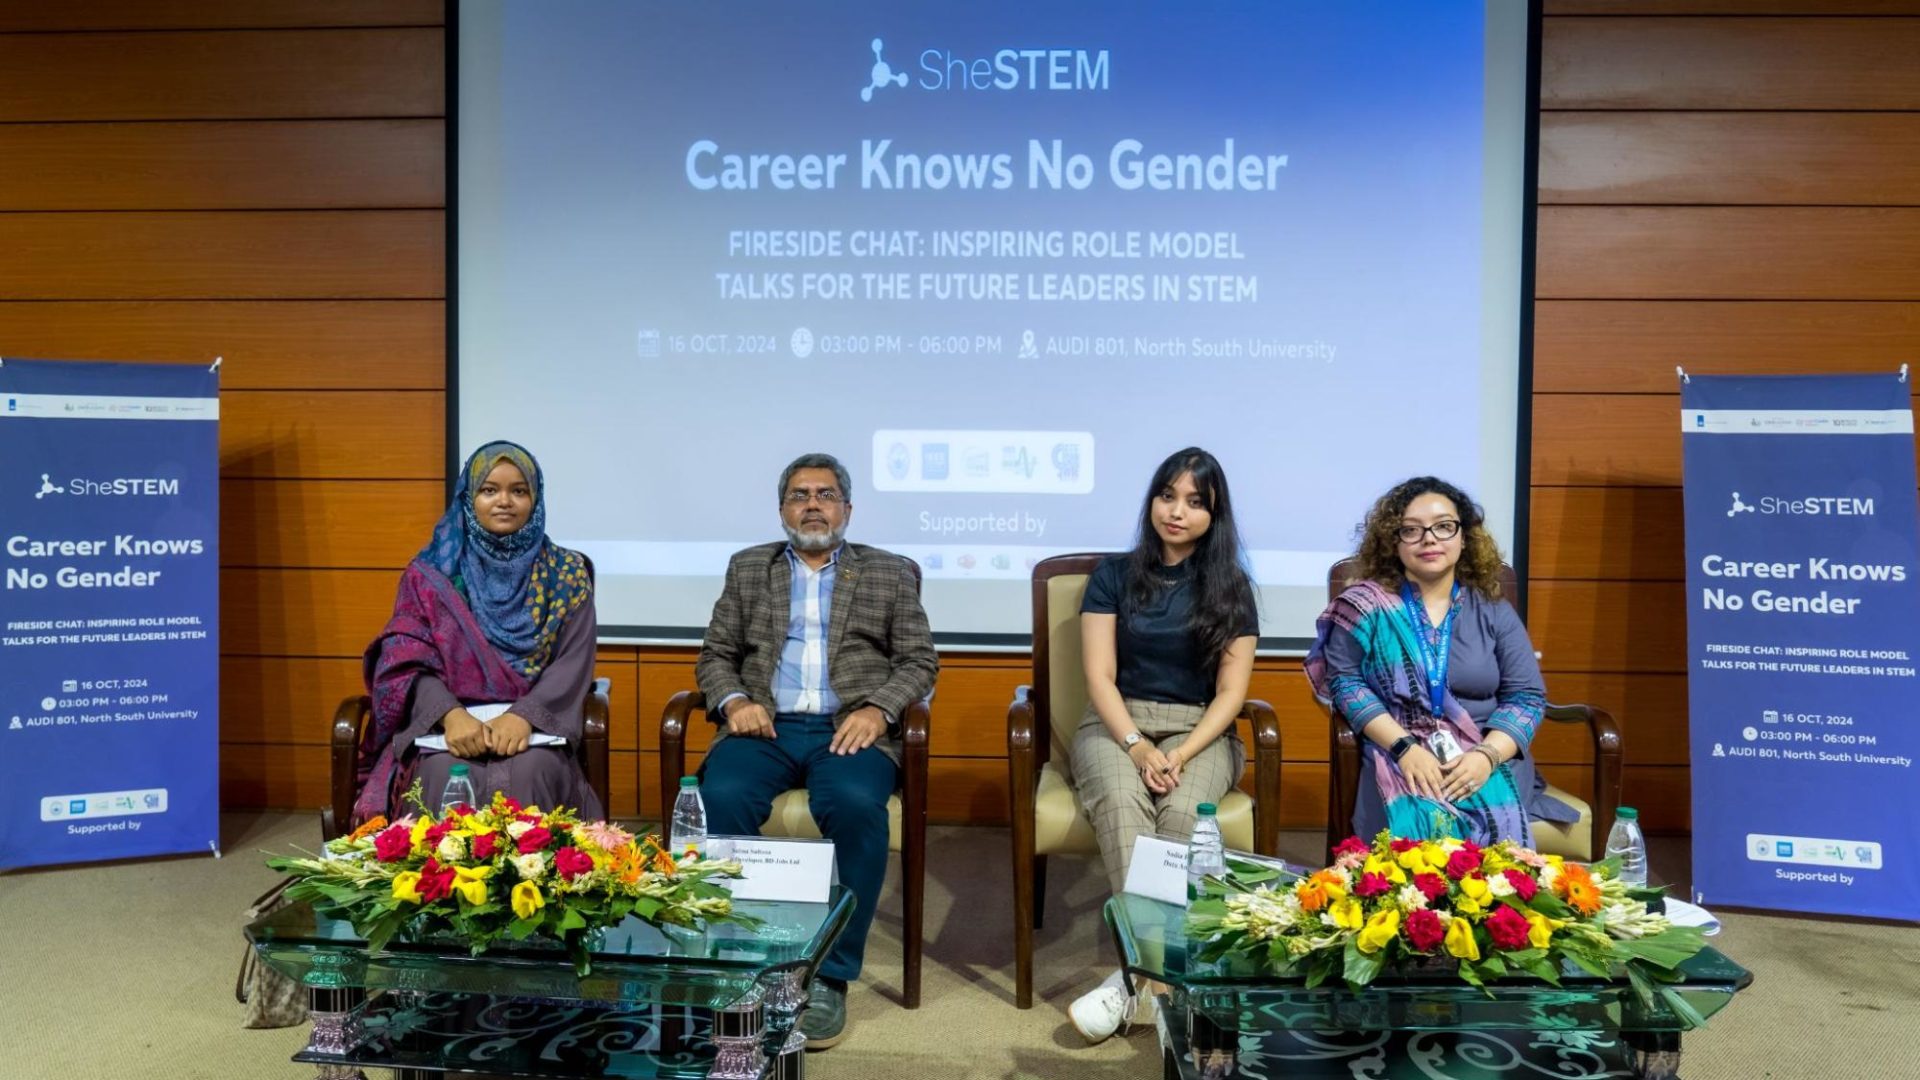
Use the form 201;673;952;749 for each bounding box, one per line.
583;677;610;817
1243;698;1281;856
660;690;707;818
1545;700;1624;857
1326;704;1362;863
326;695;370;841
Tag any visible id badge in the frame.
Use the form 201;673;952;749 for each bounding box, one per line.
1426;729;1463;764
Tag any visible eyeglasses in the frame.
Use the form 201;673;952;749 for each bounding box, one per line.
784;488;843;506
1396;520;1461;544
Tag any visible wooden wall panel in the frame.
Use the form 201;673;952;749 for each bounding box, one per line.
1546;1;1920;13
0;302;445;390
0;29;443;121
1534;301;1920;394
1540;113;1920;205
1542;17;1920;111
222;391;441;479
221;480;441;568
1537;208;1920;300
0;121;443;211
0;2;444;32
222;568;400;657
1531;582;1690;675
0;211;444;300
220;657;364;745
1529;486;1686;581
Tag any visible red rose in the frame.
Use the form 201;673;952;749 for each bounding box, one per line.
554;846;594;881
1413;873;1449;903
417;858;455;903
373;824;413;862
1486;905;1532;950
1405;909;1446;952
500;796;523;815
518;812;544;824
1332;836;1370;859
423;819;458;850
1390;838;1422;853
1502;868;1539;902
1354;872;1392;898
1445;848;1482;880
516;827;553;854
471;832;500;861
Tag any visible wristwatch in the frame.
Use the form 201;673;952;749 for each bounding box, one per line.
1121;730;1144;750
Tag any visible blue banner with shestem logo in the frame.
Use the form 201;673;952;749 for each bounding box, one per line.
0;359;220;870
1682;373;1920;919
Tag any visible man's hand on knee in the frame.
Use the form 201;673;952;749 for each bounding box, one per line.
724;699;776;739
830;706;888;755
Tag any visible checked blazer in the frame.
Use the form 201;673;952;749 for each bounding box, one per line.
696;541;939;763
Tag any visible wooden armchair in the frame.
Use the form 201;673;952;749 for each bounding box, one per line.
1319;560;1623;861
659;691;930;1008
324;678;612;841
1007;553;1282;1009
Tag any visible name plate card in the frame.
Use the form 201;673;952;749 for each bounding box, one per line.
1122;834;1191;907
718;836;835;903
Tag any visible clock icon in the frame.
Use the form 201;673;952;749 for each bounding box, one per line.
790;327;815;359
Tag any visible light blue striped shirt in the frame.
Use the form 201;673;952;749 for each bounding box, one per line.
773;545;840;716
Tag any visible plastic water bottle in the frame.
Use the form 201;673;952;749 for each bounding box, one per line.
1605;806;1649;886
439;763;477;814
1187;802;1226;901
670;775;707;858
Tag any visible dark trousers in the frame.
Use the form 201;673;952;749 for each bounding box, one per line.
699;713;897;983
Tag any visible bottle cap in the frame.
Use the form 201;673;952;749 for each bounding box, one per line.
1615;806;1638;820
680;775;698;788
449;763;469;777
1197;802;1217;816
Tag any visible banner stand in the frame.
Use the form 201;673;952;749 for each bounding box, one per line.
0;358;221;871
1681;370;1920;921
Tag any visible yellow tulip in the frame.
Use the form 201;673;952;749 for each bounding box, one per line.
1445;917;1481;961
1420;842;1447;867
409;816;433;856
1396;847;1432;875
451;864;493;905
391;871;423;904
1363;854;1407;885
1456;874;1491;916
1356;909;1401;954
1526;911;1554;950
1328;896;1365;932
511;881;545;920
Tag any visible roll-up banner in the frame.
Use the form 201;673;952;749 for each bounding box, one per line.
0;359;220;870
1682;372;1920;920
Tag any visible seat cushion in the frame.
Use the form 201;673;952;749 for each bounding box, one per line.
1034;762;1257;855
760;789;903;853
1529;782;1595;861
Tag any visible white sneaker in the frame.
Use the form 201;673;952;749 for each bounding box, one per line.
1069;969;1135;1044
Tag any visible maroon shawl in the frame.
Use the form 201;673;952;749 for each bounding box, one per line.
355;561;531;825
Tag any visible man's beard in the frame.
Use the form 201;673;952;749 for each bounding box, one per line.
785;521;846;553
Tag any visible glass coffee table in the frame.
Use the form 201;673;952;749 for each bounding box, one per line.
1107;892;1752;1080
246;886;853;1080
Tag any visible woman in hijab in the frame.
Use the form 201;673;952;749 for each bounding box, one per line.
353;441;601;823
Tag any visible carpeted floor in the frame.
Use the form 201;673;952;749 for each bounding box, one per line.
1;813;1915;1078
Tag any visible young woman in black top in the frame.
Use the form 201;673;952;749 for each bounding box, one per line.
1068;447;1259;1042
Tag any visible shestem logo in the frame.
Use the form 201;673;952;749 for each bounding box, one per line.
860;38;1111;101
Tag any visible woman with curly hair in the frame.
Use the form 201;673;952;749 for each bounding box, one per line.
1305;477;1576;843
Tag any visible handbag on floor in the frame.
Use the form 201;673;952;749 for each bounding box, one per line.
236;877;308;1028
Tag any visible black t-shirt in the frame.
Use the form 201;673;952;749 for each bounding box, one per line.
1080;554;1257;705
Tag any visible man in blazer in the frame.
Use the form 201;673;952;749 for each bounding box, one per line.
696;452;938;1050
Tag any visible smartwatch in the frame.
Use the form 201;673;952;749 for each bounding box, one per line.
1389;735;1420;762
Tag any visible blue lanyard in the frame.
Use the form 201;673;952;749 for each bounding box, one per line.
1399;582;1459;717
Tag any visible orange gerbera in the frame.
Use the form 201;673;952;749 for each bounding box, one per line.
348;815;389;843
609;846;646;885
1295;876;1333;913
1556;863;1603;916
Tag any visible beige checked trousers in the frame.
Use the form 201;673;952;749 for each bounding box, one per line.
1068;698;1247;895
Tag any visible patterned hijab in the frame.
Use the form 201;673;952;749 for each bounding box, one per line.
418;441;590;677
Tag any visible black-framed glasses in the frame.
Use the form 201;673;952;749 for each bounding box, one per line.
1396;520;1461;544
784;488;843;506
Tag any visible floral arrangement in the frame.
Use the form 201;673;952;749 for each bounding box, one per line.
268;785;754;975
1188;832;1707;1013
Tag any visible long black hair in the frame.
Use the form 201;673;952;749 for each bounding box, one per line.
1122;447;1258;663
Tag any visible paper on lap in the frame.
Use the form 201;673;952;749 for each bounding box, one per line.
415;702;568;753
